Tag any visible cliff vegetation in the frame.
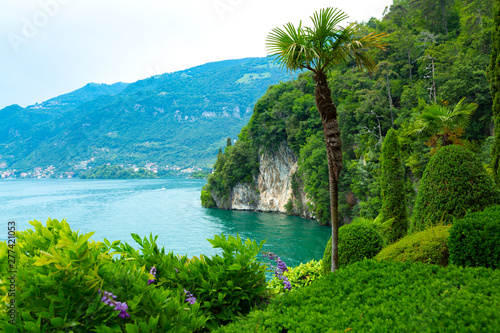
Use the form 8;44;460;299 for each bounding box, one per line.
202;0;499;227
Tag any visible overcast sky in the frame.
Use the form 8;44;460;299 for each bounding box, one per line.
0;0;394;110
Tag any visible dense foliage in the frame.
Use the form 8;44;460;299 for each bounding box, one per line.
380;128;407;243
410;145;500;232
322;223;383;274
203;74;323;207
79;165;158;179
202;140;259;207
204;0;497;228
492;0;500;185
449;205;500;269
217;260;500;332
376;225;451;266
266;259;323;294
0;219;270;331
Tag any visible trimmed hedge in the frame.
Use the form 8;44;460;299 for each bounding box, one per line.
449;205;500;269
410;145;500;233
375;225;451;266
380;128;408;243
217;260;500;333
322;223;383;274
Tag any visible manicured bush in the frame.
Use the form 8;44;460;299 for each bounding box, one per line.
375;225;451;266
322;223;383;274
0;219;268;332
410;145;500;233
449;205;500;269
217;260;500;333
380;128;408;243
267;259;323;294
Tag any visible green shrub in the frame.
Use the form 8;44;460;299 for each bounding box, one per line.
201;184;217;208
380;128;408;243
410;145;500;233
267;259;322;294
217;260;500;333
350;215;395;245
0;219;268;332
449;205;500;269
0;219;207;333
284;199;294;214
113;232;268;330
375;225;451;266
322;223;383;274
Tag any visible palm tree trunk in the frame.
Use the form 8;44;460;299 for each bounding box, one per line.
313;71;343;272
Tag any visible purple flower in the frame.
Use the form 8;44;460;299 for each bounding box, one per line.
262;251;292;291
148;266;157;285
98;289;130;319
184;289;196;305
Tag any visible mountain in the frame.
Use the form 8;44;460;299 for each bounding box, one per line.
0;57;297;173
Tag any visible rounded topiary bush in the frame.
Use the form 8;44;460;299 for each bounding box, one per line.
375;225;451;266
448;205;500;269
410;145;500;233
322;223;383;274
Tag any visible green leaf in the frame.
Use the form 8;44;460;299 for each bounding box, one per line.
227;263;242;271
23;321;38;332
50;317;64;327
77;231;95;248
131;233;143;246
125;324;140;333
41;228;54;241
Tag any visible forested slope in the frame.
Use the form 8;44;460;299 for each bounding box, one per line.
0;57;295;172
203;0;497;225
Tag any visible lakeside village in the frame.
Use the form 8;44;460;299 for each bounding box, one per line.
0;160;203;179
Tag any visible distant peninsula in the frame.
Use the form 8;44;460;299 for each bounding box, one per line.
79;165;158;179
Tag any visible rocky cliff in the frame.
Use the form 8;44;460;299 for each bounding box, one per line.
212;143;314;220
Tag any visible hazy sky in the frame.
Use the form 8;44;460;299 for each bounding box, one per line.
0;0;394;110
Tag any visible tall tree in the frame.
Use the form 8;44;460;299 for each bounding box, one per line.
266;7;386;272
491;0;500;185
380;128;407;243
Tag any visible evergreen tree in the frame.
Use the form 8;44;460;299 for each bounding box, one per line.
491;0;500;185
226;138;232;147
380;128;407;243
410;145;500;233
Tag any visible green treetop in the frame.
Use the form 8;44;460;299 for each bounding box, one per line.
491;0;500;185
380;128;407;243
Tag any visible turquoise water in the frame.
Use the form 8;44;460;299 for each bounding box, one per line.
0;178;330;267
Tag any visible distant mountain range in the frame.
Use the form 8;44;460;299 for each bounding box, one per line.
0;57;296;173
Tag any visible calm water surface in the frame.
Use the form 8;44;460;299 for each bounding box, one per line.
0;178;330;267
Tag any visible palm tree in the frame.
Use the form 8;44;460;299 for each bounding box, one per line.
266;8;387;272
408;97;478;149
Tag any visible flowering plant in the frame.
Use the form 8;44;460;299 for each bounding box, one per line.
262;252;292;291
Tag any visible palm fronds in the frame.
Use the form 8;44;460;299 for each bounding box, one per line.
265;7;387;74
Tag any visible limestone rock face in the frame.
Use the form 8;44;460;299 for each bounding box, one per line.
221;143;314;220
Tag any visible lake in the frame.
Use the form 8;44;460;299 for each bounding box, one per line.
0;178;330;267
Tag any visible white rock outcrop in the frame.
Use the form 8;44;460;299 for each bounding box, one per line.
216;143;314;219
